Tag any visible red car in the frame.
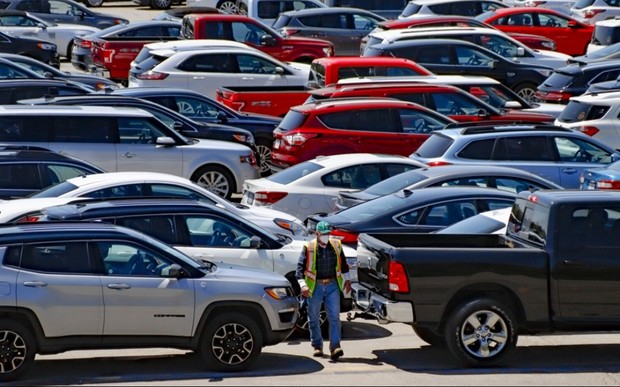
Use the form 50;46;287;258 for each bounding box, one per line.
271;98;456;171
477;7;594;56
360;14;558;54
307;82;555;123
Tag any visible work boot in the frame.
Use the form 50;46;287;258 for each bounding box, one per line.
330;347;343;360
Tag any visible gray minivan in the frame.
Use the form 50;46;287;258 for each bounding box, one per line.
0;105;259;198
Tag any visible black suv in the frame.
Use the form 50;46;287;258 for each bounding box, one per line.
0;145;104;199
0;30;59;67
363;38;553;102
0;78;92;103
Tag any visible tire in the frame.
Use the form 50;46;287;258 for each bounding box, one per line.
0;321;36;382
65;41;74;61
294;56;315;64
256;139;272;177
150;0;171;9
413;326;445;347
513;82;538;104
217;0;240;14
445;298;517;367
199;312;263;372
191;165;234;200
83;0;103;6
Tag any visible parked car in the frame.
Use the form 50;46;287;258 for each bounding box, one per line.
362;26;571;69
363;38;554;102
535;59;620;103
0;56;44;79
579;158;620;189
273;7;386;56
554;90;620;149
190;0;328;25
398;0;508;19
0;221;297;381
0;10;100;59
0;144;104;199
306;81;555;123
17;93;261;171
360;14;558;53
0;0;129;28
152;5;220;20
513;0;578;16
1;53;117;90
586;18;620;52
306;186;517;247
0;78;93;103
0;30;58;67
241;153;426;220
408;124;620;188
270;97;456;171
475;7;595;56
71;23;125;72
128;47;310;98
584;76;620;92
570;0;620;24
0;105;260;199
334;164;563;211
26;171;307;238
571;41;620;63
435;205;512;234
321;0;410;19
109;87;281;175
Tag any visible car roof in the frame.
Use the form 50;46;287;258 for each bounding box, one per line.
558;59;620;74
0;105;153;117
317;81;461;94
292;96;433;112
143;39;255;51
570;90;620;103
336;75;500;86
408;0;502;4
0;221;138;241
309;153;421;168
374;26;503;41
432;124;575;139
380;14;480;28
311;56;420;66
594;18;620;27
363;185;517;207
110;87;213;99
519;189;620;206
410;164;561;179
281;6;383;16
63;171;193;188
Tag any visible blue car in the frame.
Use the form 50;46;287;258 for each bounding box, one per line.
580;160;620;190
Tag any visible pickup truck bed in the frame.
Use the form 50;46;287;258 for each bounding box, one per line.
216;86;310;117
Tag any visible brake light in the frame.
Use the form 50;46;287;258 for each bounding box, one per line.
79;39;92;49
329;228;358;244
254;191;288;204
535;91;572;103
15;213;43;223
240;153;256;165
388;261;409;293
282;132;318;146
427;161;452;167
596;180;620;189
575;126;600;137
102;48;115;63
136;71;169;80
584;8;604;18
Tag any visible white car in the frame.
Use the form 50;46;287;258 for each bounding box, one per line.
0;10;100;59
26;171;308;239
586;18;620;53
570;0;620;24
554;90;620;150
363;26;571;70
241;153;426;220
128;47;310;98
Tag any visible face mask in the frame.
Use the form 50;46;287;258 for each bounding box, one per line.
318;235;330;244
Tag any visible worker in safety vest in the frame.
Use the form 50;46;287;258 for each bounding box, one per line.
295;221;351;360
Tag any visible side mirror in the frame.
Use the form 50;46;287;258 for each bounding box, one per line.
477;109;489;117
172;121;184;131
161;263;183;278
36;23;47;29
568;20;577;28
504;101;522;109
216;110;228;122
155;136;176;146
275;66;284;75
491;59;499;69
249;235;261;248
516;47;525;57
260;34;276;47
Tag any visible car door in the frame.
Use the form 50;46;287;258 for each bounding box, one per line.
232;52;291;88
42;0;96;26
115;116;183;175
12;242;104;337
552;134;616;188
95;240;195;336
493;135;563;185
174;52;240;97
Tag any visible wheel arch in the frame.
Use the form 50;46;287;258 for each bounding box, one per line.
0;308;44;353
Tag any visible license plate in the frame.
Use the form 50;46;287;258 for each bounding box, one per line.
588;182;596;190
244;191;255;205
274;139;281;149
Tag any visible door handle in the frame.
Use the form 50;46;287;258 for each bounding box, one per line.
241;77;254;80
192;76;205;80
121;152;136;158
107;283;131;289
23;281;47;287
561;168;578;174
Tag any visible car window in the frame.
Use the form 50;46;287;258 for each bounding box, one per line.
542;72;575;88
321;165;357;188
428;92;483;116
537;13;569;27
383;163;419;177
398;108;447;134
414;132;455;158
0;14;37;26
87;183;145;198
48;0;80;16
455;46;495;67
178;53;232;73
236;53;280;74
118;117;167;144
19;242;93;274
479;34;519;57
458;138;495;160
46;164;96;185
277;109;308;131
149;183;215;204
52;116;114;143
172;96;220;119
183;214;253;248
481;1;505;12
96;240;174;276
414;46;451;64
318;109;397;132
557;101;609;123
494;136;552;161
589;69;620;84
553;135;614;163
352;13;380;30
429;176;486;188
119;26;166;37
232;21;268;45
0;163;40;189
494;177;549;193
267;160;322;184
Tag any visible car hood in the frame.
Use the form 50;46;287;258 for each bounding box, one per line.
208;261;291;286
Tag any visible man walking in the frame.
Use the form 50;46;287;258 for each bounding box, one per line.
296;221;351;360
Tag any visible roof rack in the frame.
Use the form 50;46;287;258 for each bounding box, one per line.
458;123;572;135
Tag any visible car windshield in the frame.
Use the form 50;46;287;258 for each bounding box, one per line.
267;160;323;184
364;170;428;196
277;110;307;131
573;0;595;8
400;2;420;18
29;181;78;198
556;100;609;123
582;42;620;59
541;71;574;88
411;132;455;158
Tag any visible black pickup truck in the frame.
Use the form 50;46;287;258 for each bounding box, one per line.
352;189;620;367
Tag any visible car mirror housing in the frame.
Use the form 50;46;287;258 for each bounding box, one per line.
260;34;276;47
275;66;284;75
156;136;176;146
517;47;525;57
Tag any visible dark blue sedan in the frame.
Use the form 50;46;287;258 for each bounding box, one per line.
580;160;620;190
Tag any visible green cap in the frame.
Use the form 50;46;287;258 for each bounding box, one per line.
316;221;331;234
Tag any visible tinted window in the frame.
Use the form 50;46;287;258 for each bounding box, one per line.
0;117;48;141
178;53;232;73
118;117;166;144
116;216;177;245
30;180;78;197
319;109;396;132
182;214;252;247
20;242;92;274
46;164;96;185
0;163;40;189
365;170;428;196
573;0;595;8
52;117;114;143
553;135;614;164
542;72;575;88
150;183;215;204
398;108;447;133
88;183;145;198
97;240;174;276
557;101;610;123
413;133;455;158
457;138;495;160
278;110;308;131
267;160;323;184
495;136;552;161
400;2;421;17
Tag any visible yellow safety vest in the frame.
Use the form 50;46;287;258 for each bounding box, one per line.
303;237;344;296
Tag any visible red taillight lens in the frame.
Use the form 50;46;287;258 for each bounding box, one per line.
329;228;359;244
254;191;288;204
388;261;409;293
136;71;169;80
16;214;43;223
102;48;115;63
282;132;318;146
575;126;600;137
535;91;572;103
596;180;620;189
584;8;604;18
427;161;452;167
79;39;92;49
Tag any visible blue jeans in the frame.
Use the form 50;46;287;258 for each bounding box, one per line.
307;280;341;351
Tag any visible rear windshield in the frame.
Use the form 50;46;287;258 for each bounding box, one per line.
556;100;610;123
541;72;575;88
364;35;385;51
30;181;78;198
438;211;507;234
277;110;308;131
365;170;428;196
572;0;595;8
411;133;455;158
134;46;154;64
584;42;620;58
267;160;323;184
592;24;620;45
400;2;421;18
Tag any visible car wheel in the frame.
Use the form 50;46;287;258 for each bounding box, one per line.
256;140;272;176
513;82;538;103
65;41;74;61
217;0;240;13
199;312;262;372
192;165;234;200
445;298;517;367
413;326;445;346
83;0;103;6
150;0;171;9
0;321;36;382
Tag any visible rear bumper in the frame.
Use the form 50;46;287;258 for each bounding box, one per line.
351;283;413;324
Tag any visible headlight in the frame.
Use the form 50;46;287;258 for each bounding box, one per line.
265;287;292;300
274;218;308;236
541;41;556;50
37;42;56;51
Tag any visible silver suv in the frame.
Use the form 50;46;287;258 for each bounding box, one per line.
0;221;297;381
0;105;260;199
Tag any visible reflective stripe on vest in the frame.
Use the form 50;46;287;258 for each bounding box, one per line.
303;237;344;295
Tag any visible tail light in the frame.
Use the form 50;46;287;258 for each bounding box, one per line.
254;191;288;204
240;153;256;166
584;8;604;18
102;48;115;63
595;179;620;189
535;90;572;103
329;228;358;244
282;132;319;146
388;261;409;293
427;161;452;167
15;213;43;223
575;126;600;137
78;39;92;49
136;71;169;80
